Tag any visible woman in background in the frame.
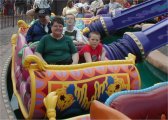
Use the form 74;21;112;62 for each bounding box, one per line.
62;0;78;17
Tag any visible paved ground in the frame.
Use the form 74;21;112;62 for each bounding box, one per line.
0;26;18;119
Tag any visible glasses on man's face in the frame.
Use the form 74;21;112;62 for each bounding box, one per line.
65;17;74;20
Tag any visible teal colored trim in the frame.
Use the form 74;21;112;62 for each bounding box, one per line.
18;44;28;58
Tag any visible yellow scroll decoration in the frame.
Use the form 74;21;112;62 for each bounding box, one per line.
23;55;47;71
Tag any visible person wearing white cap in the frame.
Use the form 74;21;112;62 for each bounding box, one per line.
89;0;104;15
26;0;52;18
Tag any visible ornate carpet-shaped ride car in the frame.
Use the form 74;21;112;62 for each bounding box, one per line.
11;32;140;119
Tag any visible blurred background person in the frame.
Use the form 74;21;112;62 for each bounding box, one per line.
62;0;78;17
123;0;131;8
26;0;33;11
89;0;104;15
109;0;123;15
14;0;27;15
2;0;14;15
33;0;52;15
74;0;89;13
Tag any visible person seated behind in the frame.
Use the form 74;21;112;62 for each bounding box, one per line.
76;7;84;18
63;13;87;45
74;0;89;13
62;0;78;17
26;9;51;43
109;0;123;14
35;16;79;65
89;0;104;15
33;0;52;14
123;0;131;8
79;32;106;63
26;0;52;19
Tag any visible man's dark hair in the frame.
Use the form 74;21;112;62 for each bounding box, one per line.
51;16;64;26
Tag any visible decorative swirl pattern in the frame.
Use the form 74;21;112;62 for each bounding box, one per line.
23;55;47;71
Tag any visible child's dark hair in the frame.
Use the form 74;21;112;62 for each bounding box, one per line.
51;16;64;26
88;31;101;39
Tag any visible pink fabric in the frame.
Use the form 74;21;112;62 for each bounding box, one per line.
110;86;168;120
14;33;32;111
23;47;34;58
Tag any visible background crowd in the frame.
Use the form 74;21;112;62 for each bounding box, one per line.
0;0;33;15
23;0;149;65
0;0;143;16
2;0;164;65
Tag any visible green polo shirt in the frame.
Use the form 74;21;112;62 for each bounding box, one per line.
36;34;77;64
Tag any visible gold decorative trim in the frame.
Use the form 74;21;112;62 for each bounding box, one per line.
28;69;36;119
91;17;99;22
82;27;90;34
100;17;109;35
23;55;47;71
125;53;136;65
76;17;98;24
11;34;18;45
124;32;145;58
28;54;136;71
76;18;92;21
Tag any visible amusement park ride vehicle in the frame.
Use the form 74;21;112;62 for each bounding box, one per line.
6;0;168;119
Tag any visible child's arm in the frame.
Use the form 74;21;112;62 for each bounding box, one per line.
84;52;92;62
100;47;106;61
